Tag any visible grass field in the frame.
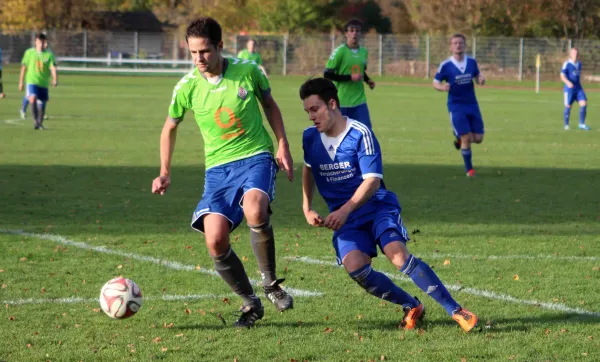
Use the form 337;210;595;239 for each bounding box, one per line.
0;68;599;362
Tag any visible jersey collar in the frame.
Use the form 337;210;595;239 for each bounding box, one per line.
449;56;467;73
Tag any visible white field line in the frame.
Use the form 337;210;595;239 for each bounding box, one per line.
285;256;600;318
2;293;234;306
0;229;323;298
412;252;598;262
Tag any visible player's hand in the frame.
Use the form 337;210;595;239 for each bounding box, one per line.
152;175;171;195
567;82;574;89
368;80;376;90
304;209;324;227
324;209;350;231
443;83;451;92
19;83;24;92
52;79;58;87
351;73;362;82
276;140;294;182
478;74;486;86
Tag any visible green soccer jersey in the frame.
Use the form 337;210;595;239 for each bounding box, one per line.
237;50;263;65
168;58;274;169
21;48;56;88
325;44;369;107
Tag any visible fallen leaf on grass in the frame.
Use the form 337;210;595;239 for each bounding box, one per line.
26;344;32;348
163;322;174;328
175;333;184;337
92;308;101;313
323;327;333;333
184;308;191;314
1;284;6;289
9;316;15;321
513;274;519;281
161;347;168;352
443;259;451;266
152;337;162;343
242;256;249;261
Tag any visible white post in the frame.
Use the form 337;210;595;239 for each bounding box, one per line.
282;34;288;76
331;33;336;54
118;52;123;66
107;52;111;67
518;38;524;81
83;30;88;58
378;34;383;76
425;35;430;79
535;53;541;94
472;36;477;58
568;38;572;50
134;31;139;58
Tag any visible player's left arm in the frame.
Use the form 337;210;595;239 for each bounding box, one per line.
324;131;383;231
364;64;375;90
254;66;293;181
474;60;485;86
50;54;58;87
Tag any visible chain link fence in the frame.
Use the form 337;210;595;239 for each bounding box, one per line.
2;30;600;81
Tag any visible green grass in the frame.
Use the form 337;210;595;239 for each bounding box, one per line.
0;69;599;362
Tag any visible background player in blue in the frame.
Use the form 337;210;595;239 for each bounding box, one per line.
561;48;591;131
299;77;479;333
433;34;486;177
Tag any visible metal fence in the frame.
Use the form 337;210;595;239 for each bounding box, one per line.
2;30;600;81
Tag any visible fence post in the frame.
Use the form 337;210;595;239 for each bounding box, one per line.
83;30;88;58
107;52;111;67
331;33;336;54
519;37;524;81
378;34;383;76
426;35;430;79
134;31;139;58
282;34;288;76
568;38;572;50
233;34;238;56
472;36;477;58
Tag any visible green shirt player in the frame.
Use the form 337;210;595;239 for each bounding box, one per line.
324;19;376;128
19;33;57;130
237;39;268;77
152;17;294;328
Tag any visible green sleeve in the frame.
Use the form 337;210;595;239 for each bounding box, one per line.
237;50;245;59
49;52;56;66
256;53;263;65
325;47;342;70
168;83;190;121
251;63;270;102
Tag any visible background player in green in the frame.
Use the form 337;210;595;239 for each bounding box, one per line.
152;17;294;328
324;19;375;128
237;38;268;77
19;33;57;130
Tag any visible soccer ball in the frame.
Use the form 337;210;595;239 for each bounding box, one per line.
99;277;142;319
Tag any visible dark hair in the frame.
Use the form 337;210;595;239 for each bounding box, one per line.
344;19;363;32
36;33;47;41
186;17;222;47
451;33;466;42
299;78;340;108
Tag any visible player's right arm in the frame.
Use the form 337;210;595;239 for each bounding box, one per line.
433;62;450;92
560;62;573;88
19;50;29;92
152;77;190;195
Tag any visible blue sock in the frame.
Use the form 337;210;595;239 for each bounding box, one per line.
349;264;418;309
461;148;472;172
400;255;460;316
21;96;29;113
580;106;587;125
564;107;571;126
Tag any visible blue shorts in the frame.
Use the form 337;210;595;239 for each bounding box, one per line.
341;103;371;129
26;84;49;102
564;88;587;106
449;104;484;136
332;203;409;265
190;152;277;233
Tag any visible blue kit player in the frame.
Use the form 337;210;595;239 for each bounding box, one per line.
433;34;486;177
561;48;591;131
300;77;479;333
324;19;376;128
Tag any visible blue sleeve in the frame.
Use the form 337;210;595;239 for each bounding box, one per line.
561;62;568;75
357;129;383;179
473;59;480;77
434;63;446;82
302;130;312;167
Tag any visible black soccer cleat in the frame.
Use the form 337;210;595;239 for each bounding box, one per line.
264;278;294;312
233;303;264;328
453;138;461;150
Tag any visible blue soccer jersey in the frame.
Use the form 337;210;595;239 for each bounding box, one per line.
302;119;398;219
561;60;582;90
434;56;480;109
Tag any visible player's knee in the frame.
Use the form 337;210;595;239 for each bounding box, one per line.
244;206;268;225
472;135;483;144
28;96;36;104
580;100;587;107
204;233;230;256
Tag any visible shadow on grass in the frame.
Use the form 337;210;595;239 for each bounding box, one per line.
0;164;598;237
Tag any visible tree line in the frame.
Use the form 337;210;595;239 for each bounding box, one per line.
1;0;599;38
